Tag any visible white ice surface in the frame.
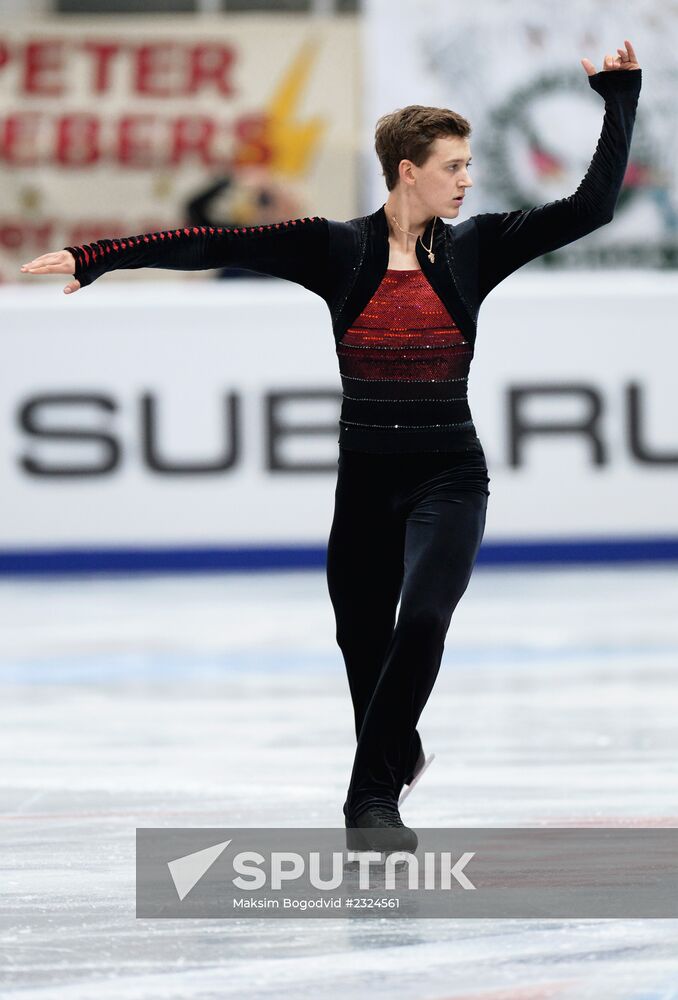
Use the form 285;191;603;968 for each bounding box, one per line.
1;565;678;999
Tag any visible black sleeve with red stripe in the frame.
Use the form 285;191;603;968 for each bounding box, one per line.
64;215;331;299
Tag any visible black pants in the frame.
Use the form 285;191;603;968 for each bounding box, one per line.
326;445;490;818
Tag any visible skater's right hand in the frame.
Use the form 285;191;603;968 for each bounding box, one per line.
20;250;81;294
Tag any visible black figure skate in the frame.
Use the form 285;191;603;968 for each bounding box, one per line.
398;746;436;806
345;803;418;853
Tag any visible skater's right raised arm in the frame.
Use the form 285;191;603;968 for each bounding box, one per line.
20;214;331;299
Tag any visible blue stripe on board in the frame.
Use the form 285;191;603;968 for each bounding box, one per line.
1;537;678;575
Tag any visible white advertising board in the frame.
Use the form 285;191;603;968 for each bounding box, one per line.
1;273;677;570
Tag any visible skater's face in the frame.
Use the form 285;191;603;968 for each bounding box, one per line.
399;135;473;217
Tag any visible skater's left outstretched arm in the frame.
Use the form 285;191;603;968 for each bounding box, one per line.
475;40;642;302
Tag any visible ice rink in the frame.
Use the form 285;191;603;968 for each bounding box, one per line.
2;564;678;999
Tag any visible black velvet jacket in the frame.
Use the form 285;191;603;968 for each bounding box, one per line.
65;68;641;453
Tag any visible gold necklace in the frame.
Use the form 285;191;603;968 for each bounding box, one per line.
391;213;437;263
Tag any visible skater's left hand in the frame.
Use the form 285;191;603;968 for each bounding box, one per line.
581;38;641;76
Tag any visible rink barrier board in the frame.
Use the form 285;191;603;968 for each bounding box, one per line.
4;278;678;556
1;536;678;575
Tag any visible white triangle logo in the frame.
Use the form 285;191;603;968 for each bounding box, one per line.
167;839;232;901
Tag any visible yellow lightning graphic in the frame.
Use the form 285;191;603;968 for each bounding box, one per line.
262;37;326;177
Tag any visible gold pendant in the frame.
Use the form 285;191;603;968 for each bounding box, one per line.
428;251;435;263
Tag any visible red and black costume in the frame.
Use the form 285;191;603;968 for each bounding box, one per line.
64;69;642;819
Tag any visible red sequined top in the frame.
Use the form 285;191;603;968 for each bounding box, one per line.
336;268;480;454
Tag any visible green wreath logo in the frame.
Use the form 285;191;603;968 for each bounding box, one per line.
482;70;648;219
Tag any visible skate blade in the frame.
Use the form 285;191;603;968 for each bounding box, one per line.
398;752;435;805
